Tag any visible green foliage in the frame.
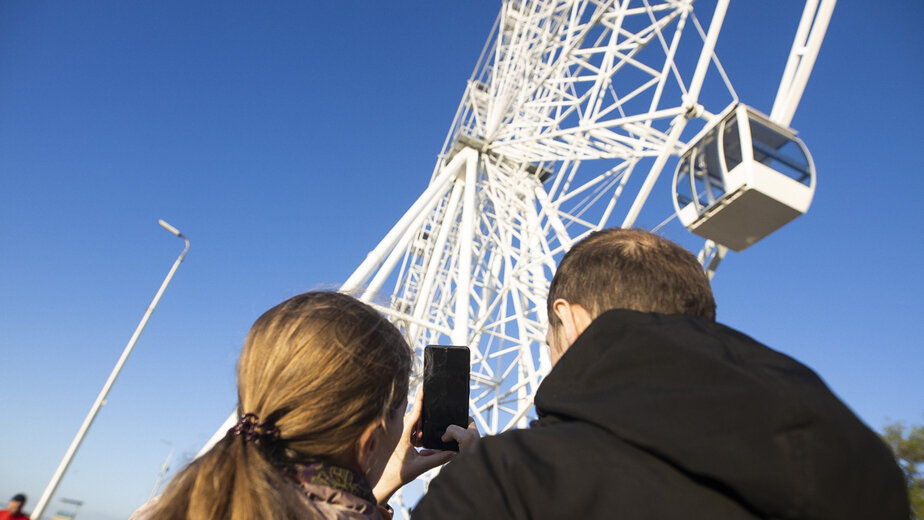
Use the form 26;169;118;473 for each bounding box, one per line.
882;421;924;519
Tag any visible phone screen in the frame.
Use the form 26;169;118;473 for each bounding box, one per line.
421;345;470;451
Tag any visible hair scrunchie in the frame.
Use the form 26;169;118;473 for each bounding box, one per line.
228;413;280;445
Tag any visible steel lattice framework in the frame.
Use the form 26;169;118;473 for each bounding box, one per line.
341;3;834;512
345;0;832;438
201;1;834;517
348;0;712;436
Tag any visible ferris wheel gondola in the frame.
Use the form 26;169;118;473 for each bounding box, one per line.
673;103;816;252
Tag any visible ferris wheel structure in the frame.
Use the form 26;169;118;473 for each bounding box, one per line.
196;0;836;514
345;0;835;439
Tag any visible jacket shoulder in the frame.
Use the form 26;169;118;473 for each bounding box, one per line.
413;423;757;520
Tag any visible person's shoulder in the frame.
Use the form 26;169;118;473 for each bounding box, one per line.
412;431;533;520
415;422;678;520
428;420;612;497
452;421;585;464
292;478;381;519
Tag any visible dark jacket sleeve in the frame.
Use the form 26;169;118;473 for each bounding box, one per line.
411;433;530;520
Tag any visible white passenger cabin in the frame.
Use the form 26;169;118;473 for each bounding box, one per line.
672;104;815;252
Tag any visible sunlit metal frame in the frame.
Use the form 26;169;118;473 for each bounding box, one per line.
195;2;835;517
340;2;833;515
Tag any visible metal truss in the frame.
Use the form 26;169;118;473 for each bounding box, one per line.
197;1;835;516
345;0;834;507
341;3;748;514
346;3;834;514
346;0;741;444
343;0;835;517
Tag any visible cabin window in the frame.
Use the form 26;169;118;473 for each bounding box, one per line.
722;117;743;172
749;119;812;186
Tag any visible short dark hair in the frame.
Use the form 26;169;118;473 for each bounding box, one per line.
11;494;25;504
548;228;716;325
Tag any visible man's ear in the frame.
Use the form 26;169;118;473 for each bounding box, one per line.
356;421;381;475
551;299;593;347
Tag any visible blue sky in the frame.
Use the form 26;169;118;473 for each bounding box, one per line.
1;2;922;519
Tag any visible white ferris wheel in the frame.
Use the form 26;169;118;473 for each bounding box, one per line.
345;0;834;433
208;0;836;514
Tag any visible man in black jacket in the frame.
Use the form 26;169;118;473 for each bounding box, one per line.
413;228;908;519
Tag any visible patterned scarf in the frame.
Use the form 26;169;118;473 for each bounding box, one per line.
293;462;376;504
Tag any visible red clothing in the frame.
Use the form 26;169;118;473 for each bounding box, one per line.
0;510;29;520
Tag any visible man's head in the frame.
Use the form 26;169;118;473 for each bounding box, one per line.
7;494;25;514
546;228;715;364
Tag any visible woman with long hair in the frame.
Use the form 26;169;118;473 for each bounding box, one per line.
134;291;474;519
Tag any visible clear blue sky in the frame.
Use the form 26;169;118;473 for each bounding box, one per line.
1;2;922;519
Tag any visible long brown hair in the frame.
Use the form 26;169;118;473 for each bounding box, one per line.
151;291;412;519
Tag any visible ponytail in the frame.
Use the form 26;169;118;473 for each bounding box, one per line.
145;292;412;519
149;431;311;520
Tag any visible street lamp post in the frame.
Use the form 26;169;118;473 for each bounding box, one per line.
31;220;190;520
149;440;175;499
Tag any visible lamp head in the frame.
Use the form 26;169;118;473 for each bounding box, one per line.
158;219;182;237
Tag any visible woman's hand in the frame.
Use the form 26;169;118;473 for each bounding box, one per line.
372;390;481;505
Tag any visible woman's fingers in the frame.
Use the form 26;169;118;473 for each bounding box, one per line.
407;388;424;446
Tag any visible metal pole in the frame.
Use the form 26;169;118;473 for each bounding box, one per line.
31;220;190;520
342;159;460;292
149;441;175;499
770;0;836;126
771;0;836;126
453;148;478;345
621;0;730;228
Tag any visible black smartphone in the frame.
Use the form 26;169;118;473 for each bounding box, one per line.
421;345;471;452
